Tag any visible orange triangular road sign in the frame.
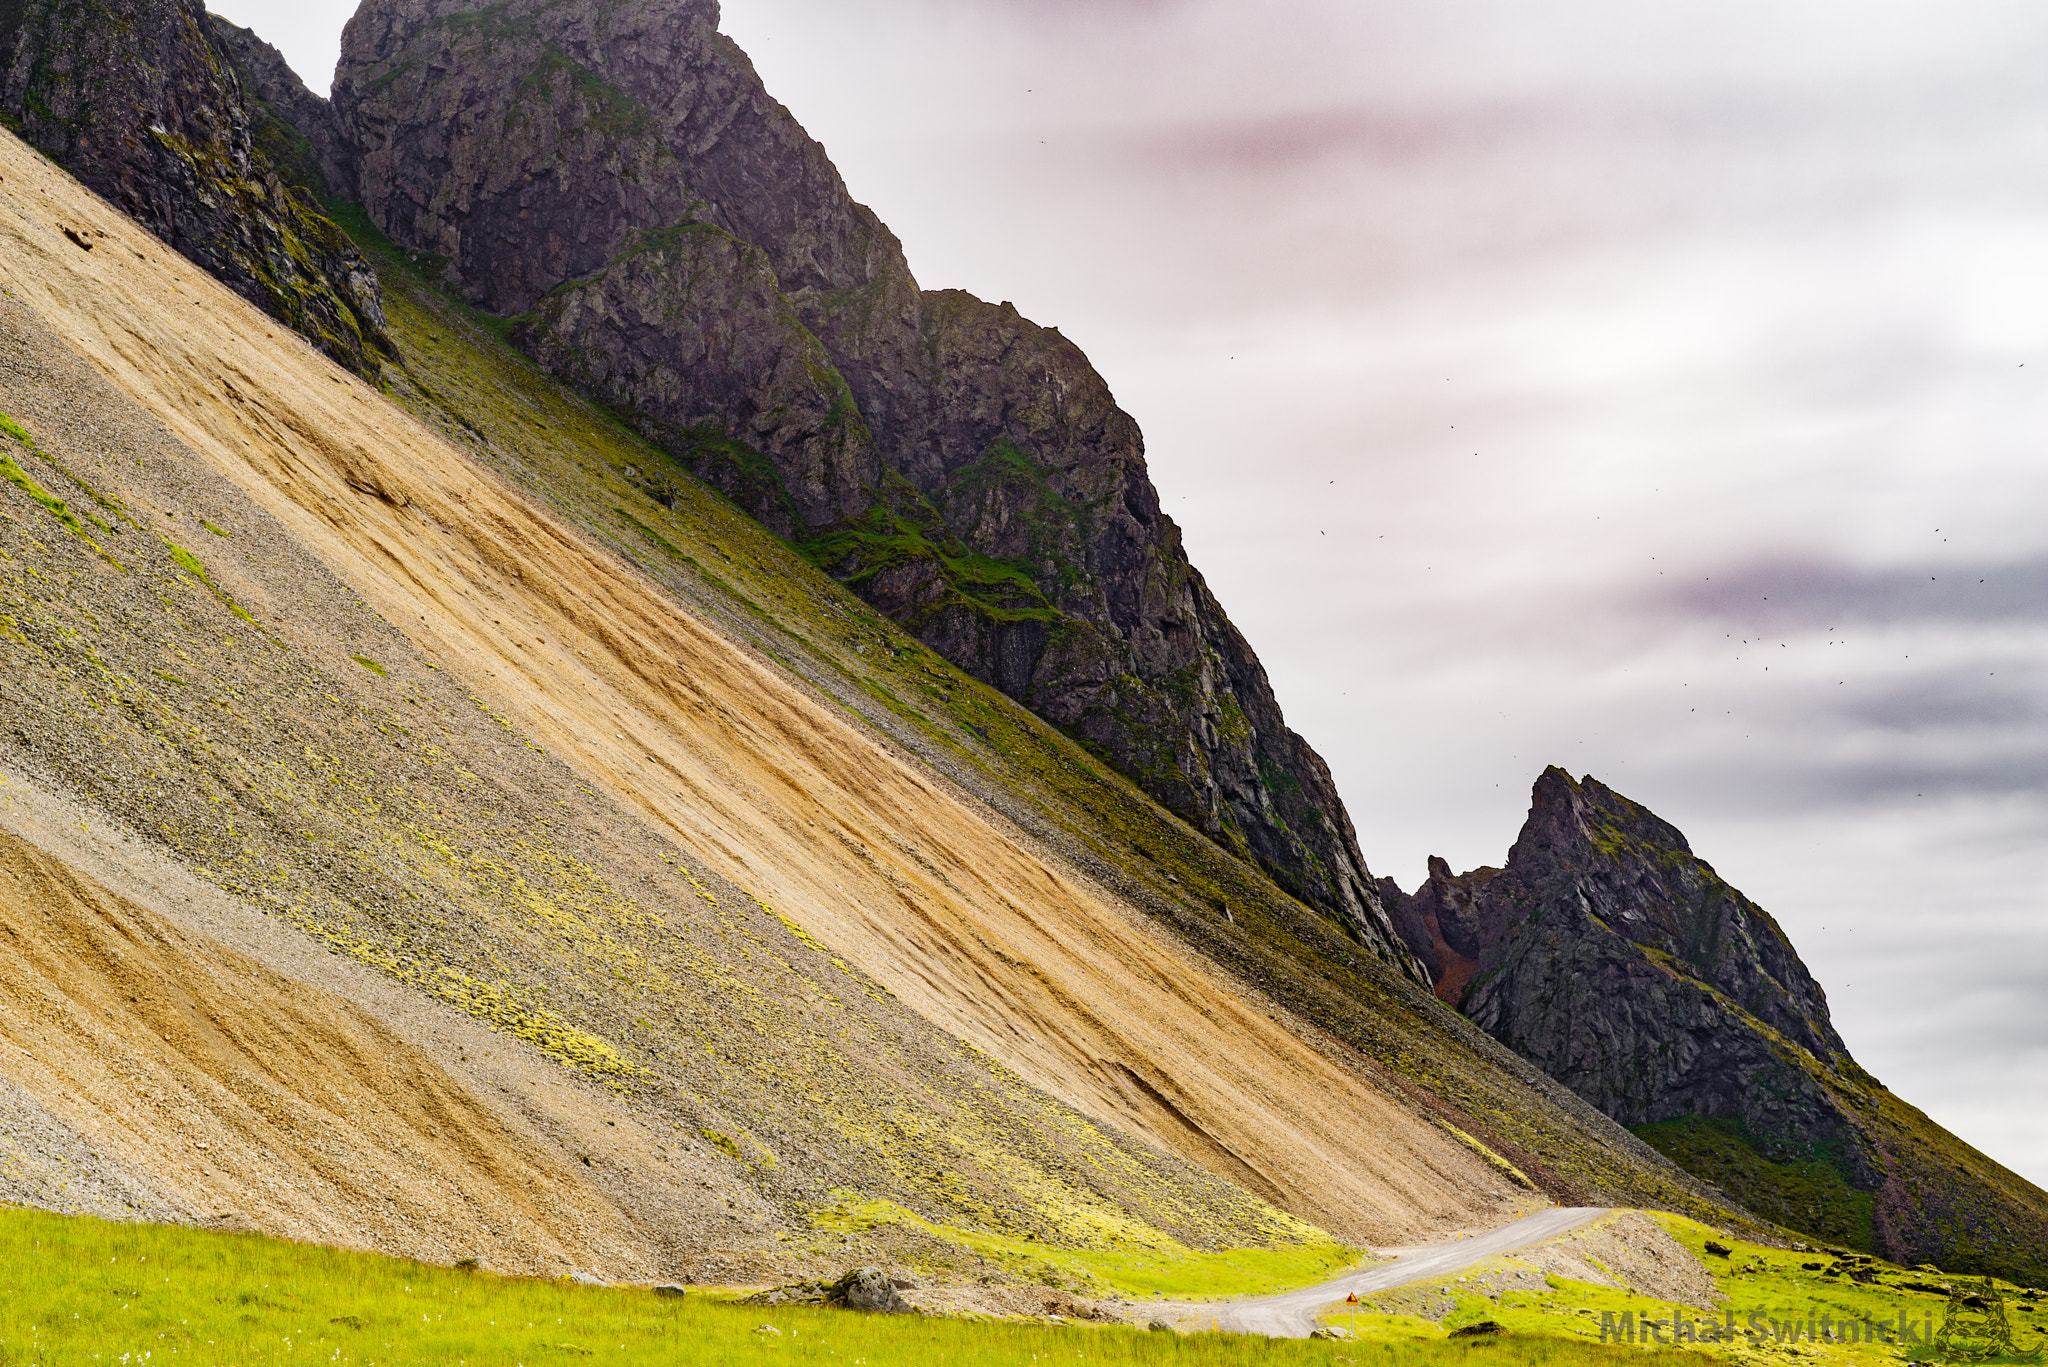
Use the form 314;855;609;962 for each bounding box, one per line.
1346;1293;1360;1304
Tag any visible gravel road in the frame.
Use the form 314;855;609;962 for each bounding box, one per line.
1216;1207;1611;1337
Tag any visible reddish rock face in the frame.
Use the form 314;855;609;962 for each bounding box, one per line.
1380;857;1500;1002
320;0;1422;968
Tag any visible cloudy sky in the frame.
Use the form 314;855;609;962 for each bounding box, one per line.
224;0;2048;1187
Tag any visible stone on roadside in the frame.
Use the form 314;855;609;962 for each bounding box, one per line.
1148;1319;1175;1333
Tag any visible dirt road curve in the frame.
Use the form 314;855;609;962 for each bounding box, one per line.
1217;1207;1611;1337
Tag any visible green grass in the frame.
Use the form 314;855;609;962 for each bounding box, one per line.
0;1204;1740;1366
1645;1214;2046;1364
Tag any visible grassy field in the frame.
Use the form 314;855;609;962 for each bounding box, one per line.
0;1203;1746;1366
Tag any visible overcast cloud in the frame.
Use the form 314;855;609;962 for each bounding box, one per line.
218;0;2048;1187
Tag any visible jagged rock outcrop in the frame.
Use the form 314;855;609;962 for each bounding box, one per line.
1378;856;1499;1001
321;0;1420;968
0;0;389;378
1406;767;2048;1281
1450;769;1864;1159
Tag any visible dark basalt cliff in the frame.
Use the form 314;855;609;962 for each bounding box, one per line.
1398;766;2048;1282
1452;768;1862;1152
312;0;1417;967
0;0;389;377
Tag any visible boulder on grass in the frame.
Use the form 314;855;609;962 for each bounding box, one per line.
831;1267;910;1314
1449;1320;1504;1339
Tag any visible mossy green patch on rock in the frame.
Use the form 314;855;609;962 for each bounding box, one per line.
162;537;258;626
1635;1116;1875;1253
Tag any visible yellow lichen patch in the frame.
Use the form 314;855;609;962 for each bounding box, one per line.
1436;1122;1537;1190
284;908;649;1084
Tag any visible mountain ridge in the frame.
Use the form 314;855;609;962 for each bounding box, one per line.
316;0;1421;966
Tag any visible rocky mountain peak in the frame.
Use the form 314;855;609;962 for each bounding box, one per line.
1472;766;1847;1069
1385;768;2048;1279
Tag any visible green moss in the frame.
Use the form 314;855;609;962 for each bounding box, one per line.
614;506;684;557
0;411;123;564
1436;1122;1536;1190
357;58;416;97
1633;1116;1875;1252
516;45;651;139
794;469;1061;629
2;450;104;549
427;2;538;43
286;912;649;1087
940;436;1090;592
160;538;257;624
247;102;326;197
352;653;389;677
641;419;802;528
